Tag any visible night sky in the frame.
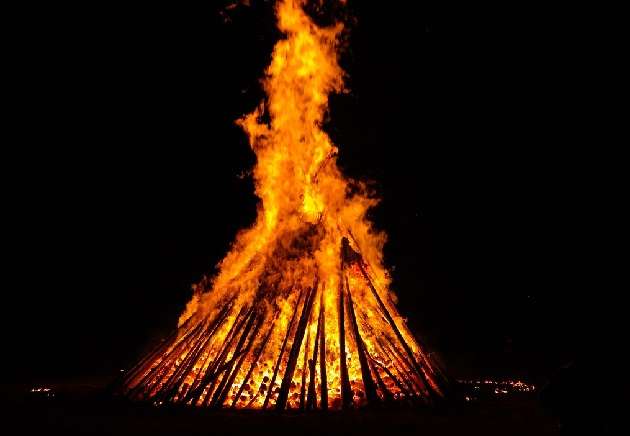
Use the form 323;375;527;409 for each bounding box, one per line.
5;1;605;386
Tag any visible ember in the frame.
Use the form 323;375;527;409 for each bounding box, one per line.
456;379;536;402
29;387;55;399
457;379;536;393
118;0;447;410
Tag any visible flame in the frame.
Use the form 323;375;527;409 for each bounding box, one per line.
122;0;444;410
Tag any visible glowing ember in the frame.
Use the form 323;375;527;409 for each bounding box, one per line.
457;379;536;401
30;387;52;393
119;0;446;410
30;387;55;399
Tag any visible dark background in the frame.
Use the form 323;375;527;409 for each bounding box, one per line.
5;1;610;387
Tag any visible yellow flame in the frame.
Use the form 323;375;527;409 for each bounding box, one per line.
126;0;442;410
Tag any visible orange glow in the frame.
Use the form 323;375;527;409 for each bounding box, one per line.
121;0;444;410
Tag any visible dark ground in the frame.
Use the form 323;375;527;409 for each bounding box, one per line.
4;381;559;436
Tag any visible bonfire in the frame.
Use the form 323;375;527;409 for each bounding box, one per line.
119;0;447;410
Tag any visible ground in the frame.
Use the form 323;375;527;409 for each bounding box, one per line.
3;382;559;436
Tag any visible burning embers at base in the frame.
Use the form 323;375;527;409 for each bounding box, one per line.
118;0;447;410
120;239;446;410
457;379;536;402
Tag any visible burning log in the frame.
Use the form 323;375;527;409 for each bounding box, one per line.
368;357;393;403
230;311;278;408
262;288;305;409
275;278;318;410
185;306;248;405
368;351;412;402
306;290;323;410
200;306;254;406
210;311;261;408
129;321;206;400
156;304;236;404
299;325;310;410
337;274;353;409
155;322;214;403
116;314;194;391
380;336;430;401
357;261;442;400
345;278;378;406
373;337;417;399
182;302;234;403
318;290;328;410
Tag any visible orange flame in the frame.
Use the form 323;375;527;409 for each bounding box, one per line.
122;0;444;410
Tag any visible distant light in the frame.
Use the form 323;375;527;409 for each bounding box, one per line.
458;378;535;395
30;387;52;393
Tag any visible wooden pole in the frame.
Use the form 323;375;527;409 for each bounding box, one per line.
338;275;353;409
130;318;200;392
374;337;417;398
156;320;214;403
344;278;379;406
306;293;323;410
117;316;188;391
200;306;252;406
358;262;438;399
369;355;409;402
131;320;206;400
181;303;234;403
275;278;318;411
187;306;247;406
262;288;305;409
344;235;445;398
319;288;328;410
211;311;261;408
299;324;310;410
230;311;278;408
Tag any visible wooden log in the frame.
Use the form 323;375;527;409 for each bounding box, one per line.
318;288;328;411
170;332;215;403
211;311;261;408
182;303;234;403
133;298;235;400
149;322;209;400
344;278;379;406
156;321;213;403
126;318;199;393
188;306;247;406
367;354;392;402
130;320;206;400
337;275;353;409
208;307;257;407
275;278;318;411
262;288;305;409
306;293;323;410
346;232;446;392
186;325;240;405
382;335;429;396
379;336;428;401
375;337;418;399
117;315;190;392
370;363;389;402
159;310;230;401
390;357;421;400
358;262;438;399
199;306;252;406
299;325;311;410
230;311;278;408
118;332;177;394
368;355;409;402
